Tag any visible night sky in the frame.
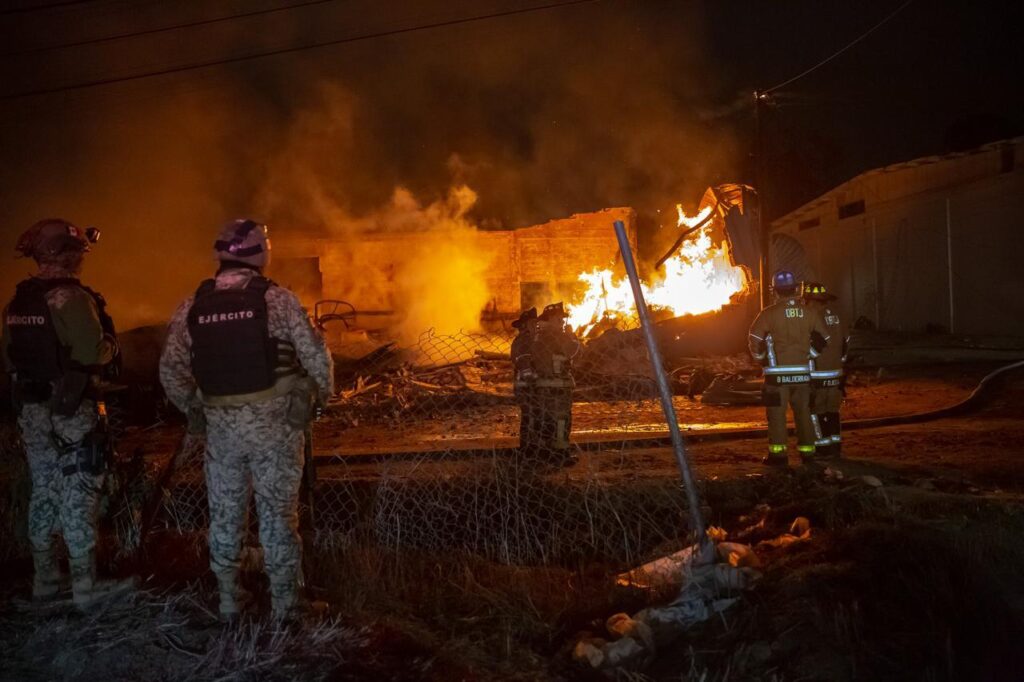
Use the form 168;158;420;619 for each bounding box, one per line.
1;0;1022;319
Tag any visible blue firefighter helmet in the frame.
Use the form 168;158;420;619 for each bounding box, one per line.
772;270;797;295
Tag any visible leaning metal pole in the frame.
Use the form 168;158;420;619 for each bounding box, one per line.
613;220;706;542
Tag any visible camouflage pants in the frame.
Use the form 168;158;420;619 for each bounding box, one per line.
204;395;304;613
18;401;101;560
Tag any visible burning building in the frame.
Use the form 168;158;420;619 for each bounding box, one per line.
271;207;638;334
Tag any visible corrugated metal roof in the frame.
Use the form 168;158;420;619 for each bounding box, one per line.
771;136;1024;228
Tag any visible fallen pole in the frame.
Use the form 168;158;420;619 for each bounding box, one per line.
613;219;706;541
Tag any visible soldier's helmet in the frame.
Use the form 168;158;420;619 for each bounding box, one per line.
772;270;797;296
801;281;835;302
15;218;98;262
214;219;271;268
539;302;568;321
512;307;537;330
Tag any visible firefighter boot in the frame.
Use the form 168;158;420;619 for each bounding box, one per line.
70;551;134;612
762;444;788;467
829;412;843;459
32;549;69;601
797;444;819;465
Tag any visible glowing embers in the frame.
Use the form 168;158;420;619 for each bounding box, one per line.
566;205;747;335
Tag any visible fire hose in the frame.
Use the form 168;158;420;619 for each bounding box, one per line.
591;357;1024;450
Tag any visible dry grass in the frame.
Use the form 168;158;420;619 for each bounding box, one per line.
0;586;370;682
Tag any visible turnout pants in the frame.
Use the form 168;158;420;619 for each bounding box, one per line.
535;386;572;461
204;395;304;617
811;382;843;455
763;381;816;457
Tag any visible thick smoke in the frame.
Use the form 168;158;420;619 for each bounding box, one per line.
0;2;737;330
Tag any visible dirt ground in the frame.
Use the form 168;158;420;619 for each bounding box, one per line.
309;363;989;455
1;362;1023;681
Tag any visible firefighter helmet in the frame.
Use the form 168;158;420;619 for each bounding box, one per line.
801;281;834;301
214;219;271;268
15;219;94;261
540;302;567;320
512;307;537;329
772;270;797;295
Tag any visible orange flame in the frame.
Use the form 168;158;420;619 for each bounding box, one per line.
566;204;747;335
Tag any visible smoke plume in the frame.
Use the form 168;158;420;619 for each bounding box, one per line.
0;1;737;330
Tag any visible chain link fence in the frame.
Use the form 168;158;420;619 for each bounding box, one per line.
117;318;760;575
1;315;759;590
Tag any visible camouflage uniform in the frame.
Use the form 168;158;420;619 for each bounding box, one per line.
3;279;116;600
159;267;333;618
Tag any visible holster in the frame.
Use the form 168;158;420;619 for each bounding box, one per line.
186;401;207;436
13;379;51;408
61;428;112;476
50;369;90;417
286;375;319;430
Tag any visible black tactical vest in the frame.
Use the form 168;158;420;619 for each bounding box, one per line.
4;279;66;383
186;276;278;397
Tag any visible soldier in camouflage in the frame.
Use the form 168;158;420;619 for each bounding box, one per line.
2;219;131;609
159;219;333;621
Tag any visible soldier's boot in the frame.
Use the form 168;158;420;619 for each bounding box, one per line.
32;549;69;601
762;444;788;467
70;551;134;612
215;570;253;622
270;578;307;623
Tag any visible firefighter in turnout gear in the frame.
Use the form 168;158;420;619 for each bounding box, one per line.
532;302;580;467
510;307;539;463
2;219;133;610
802;282;849;458
159;219;334;621
748;271;830;466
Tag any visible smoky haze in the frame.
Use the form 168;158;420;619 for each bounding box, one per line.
0;1;738;330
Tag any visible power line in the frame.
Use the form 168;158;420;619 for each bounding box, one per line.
1;0;96;16
3;0;340;57
765;0;916;94
1;0;599;100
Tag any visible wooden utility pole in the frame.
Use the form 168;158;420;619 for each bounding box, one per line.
754;90;770;308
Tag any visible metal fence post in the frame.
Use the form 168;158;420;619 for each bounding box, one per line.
613;220;707;542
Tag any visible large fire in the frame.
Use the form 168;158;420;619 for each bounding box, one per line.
566;204;747;335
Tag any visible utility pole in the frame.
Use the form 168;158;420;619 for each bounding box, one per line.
753;90;770;308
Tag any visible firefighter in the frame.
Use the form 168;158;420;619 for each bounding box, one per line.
747;270;830;466
802;281;849;458
2;219;133;609
510;307;538;464
159;219;333;621
531;302;579;467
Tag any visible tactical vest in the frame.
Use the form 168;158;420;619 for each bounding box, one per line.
186;276;287;397
5;279;67;385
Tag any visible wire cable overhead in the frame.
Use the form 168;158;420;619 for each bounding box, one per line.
765;0;916;94
2;0;341;57
1;0;599;100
